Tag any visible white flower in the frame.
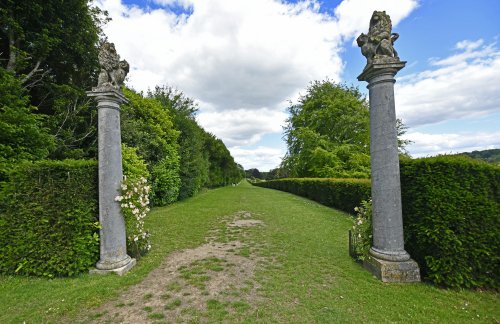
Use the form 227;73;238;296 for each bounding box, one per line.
115;196;123;202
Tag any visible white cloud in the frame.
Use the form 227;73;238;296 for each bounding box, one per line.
95;0;418;168
403;131;500;157
396;40;500;127
197;108;287;147
229;146;286;171
97;0;343;109
334;0;418;42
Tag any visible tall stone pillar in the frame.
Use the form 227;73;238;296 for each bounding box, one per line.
357;11;420;282
88;42;135;275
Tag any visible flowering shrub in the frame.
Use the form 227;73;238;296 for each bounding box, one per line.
351;199;372;261
116;176;152;258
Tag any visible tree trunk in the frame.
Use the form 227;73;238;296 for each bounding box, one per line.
6;29;16;72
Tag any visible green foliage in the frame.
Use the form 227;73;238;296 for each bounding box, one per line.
151;156;181;205
282;80;371;178
204;133;244;187
253;178;371;214
0;159;99;277
400;155;500;289
282;80;411;178
0;67;54;181
0;0;105;161
0;0;103;88
245;168;262;179
351;199;373;261
122;144;149;181
44;84;98;160
122;88;181;206
149;86;209;200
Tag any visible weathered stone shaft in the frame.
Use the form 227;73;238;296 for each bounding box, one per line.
366;69;409;261
89;90;132;270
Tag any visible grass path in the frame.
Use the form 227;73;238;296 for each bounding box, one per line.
0;181;498;323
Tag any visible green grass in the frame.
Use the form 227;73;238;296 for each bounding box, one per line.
0;181;498;323
178;257;227;290
164;298;182;310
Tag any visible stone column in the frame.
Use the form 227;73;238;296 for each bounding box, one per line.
87;89;136;275
358;62;420;282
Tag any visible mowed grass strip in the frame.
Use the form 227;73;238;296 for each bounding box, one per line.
0;181;498;323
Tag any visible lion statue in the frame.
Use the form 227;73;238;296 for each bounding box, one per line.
97;42;129;89
357;11;399;66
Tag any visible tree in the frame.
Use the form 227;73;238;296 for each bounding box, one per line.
245;168;262;179
282;80;371;178
0;67;54;181
0;0;107;160
149;86;208;200
122;88;181;205
0;0;105;89
204;133;243;187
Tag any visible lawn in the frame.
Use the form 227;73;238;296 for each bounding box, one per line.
0;181;497;323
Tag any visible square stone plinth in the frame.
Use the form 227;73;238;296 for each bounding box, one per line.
364;255;420;283
89;258;136;276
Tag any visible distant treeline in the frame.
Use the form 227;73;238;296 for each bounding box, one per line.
457;149;500;164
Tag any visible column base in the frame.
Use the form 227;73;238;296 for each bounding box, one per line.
363;255;420;283
90;258;136;276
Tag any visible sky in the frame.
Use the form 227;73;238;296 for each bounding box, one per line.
94;0;500;171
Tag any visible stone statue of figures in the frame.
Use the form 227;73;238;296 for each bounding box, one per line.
97;42;129;90
357;11;399;67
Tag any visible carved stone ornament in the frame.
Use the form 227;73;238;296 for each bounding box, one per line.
357;11;400;68
95;42;129;91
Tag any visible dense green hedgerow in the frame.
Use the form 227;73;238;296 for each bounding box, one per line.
0;159;99;277
256;156;499;289
400;156;500;289
253;178;371;214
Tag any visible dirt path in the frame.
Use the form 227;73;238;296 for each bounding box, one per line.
86;211;271;323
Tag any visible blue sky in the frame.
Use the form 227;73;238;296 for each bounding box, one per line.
96;0;500;171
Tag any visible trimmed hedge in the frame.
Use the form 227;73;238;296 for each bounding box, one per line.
0;159;99;277
253;178;371;214
254;156;500;289
400;156;500;289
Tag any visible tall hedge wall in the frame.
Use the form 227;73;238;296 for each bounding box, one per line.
253;178;371;214
254;156;500;289
0;160;99;277
400;156;499;289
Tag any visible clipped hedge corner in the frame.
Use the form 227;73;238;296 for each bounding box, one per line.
0;159;99;277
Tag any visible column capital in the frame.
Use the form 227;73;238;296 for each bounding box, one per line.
357;59;406;83
86;87;129;105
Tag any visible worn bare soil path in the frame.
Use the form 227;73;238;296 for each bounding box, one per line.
85;211;272;323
